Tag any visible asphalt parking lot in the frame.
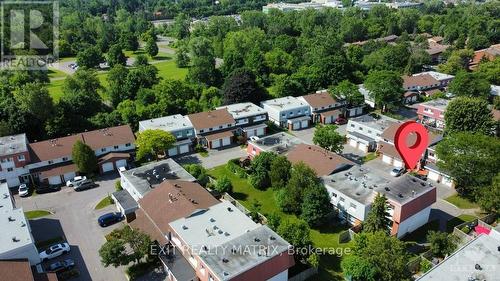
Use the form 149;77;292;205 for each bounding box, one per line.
17;174;126;281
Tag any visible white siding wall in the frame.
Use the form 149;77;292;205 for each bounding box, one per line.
120;176;142;202
326;185;370;222
397;206;432;238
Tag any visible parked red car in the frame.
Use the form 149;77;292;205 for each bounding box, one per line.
335;117;347;125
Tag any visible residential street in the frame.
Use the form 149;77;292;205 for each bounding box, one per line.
16;174;126;281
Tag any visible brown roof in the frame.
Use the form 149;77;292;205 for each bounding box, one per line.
423;88;442;96
380;123;442;144
204;130;234;141
81;125;135;151
29;125;135;162
426;42;450;55
301;92;337;108
33;272;58;281
0;260;34;281
98;152;130;164
138;180;219;235
403;74;439;89
404;91;418;98
378;141;402;160
39;163;77;179
286;144;354;177
129;208;167;244
470;44;500;68
188;109;235;131
29;134;83;162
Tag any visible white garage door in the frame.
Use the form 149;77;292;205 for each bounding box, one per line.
246;130;255;137
222;137;231;146
115;159;127;168
63;172;76;182
349;139;358;148
358;143;368;152
428;171;439;182
325;116;333;124
102;162;114;173
168;147;178;156
382;155;393;165
179;144;189;154
301;120;309;128
292;122;300;130
393;159;403;168
211;140;220;149
257;128;265;136
48;176;62;185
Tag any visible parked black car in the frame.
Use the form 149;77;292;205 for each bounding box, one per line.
73;179;97;191
98;212;124;227
46;259;75;273
35;185;61;194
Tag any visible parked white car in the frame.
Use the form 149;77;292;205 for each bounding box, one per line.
18;184;29;197
66;176;87;187
39;243;70;262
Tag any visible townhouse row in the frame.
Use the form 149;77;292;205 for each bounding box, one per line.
138;91;360;157
245;132;437;239
111;158;294;281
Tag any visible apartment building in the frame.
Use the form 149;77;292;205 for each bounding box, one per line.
346;114;399;152
416;99;450;130
298;91;346;124
139;114;195;157
261;96;311;130
0;134;30;187
246;133;305;158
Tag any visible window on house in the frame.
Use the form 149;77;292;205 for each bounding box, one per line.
101;148;106;152
350;124;355;128
359;127;363;131
200;129;204;133
368;130;372;134
114;145;119;149
62;157;68;161
228;124;232;127
18;155;25;161
125;143;131;147
176;132;182;138
0;158;5;163
331;192;337;197
340;197;345;202
48;160;53;164
281;113;286;117
219;125;223;129
187;130;193;136
350;203;357;209
209;128;213;131
7;168;13;172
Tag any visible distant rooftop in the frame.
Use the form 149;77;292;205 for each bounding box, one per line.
287;144;354;177
200;225;292;281
0;134;28;157
121;159;196;197
217;103;266;119
418;99;450;111
0;208;34;255
414;71;454;82
138;114;193;133
418;234;500;281
322;165;390;205
261;96;308;111
349;114;399;133
169;201;259;249
378;174;435;205
249;133;305;154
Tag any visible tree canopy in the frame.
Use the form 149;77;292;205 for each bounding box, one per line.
313;124;345;153
135;129;176;160
444;97;494;135
72;140;98;174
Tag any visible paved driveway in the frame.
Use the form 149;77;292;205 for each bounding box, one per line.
174;145;247;169
17;174;126;281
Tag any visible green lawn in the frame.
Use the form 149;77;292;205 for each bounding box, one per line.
48;68;68;79
362;152;377;163
445;194;479;209
446;214;477;232
402;220;440;243
95;196;114;210
155;59;188;80
208;164;352;281
24;210;52;219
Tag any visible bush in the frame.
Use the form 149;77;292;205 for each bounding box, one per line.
226;159;248;178
266;212;281;231
460;225;471;234
215;176;233;193
420;259;432;273
115;180;123;191
307;252;320;269
195;144;206;153
126;261;156;280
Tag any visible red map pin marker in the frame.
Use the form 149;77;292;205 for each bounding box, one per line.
394;121;429;170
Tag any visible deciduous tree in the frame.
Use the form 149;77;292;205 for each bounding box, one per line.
444;97;494;135
313;124;345;153
222;68;267;105
135;129;176;160
448;71;490;99
364;70;403;112
301;185;331;227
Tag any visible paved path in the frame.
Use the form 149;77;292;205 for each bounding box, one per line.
17;174;126;281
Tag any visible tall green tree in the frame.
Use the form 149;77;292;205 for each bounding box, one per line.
99;239;129;268
72;140;98;174
364;70;403;112
301;185;332;227
175;43;190;68
475;173;500;213
436;132;500;195
444;97;494;135
277;219;312;260
363;193;391;234
145;37;159;57
76;46;104;69
248;152;276;190
222;68;267;105
427;231;457;258
437;49;474;75
341;255;377;281
106;44;127;67
330;80;364;107
312;124;345;153
269;156;291;189
135;129;176;160
13;83;54;122
448;71;490;99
